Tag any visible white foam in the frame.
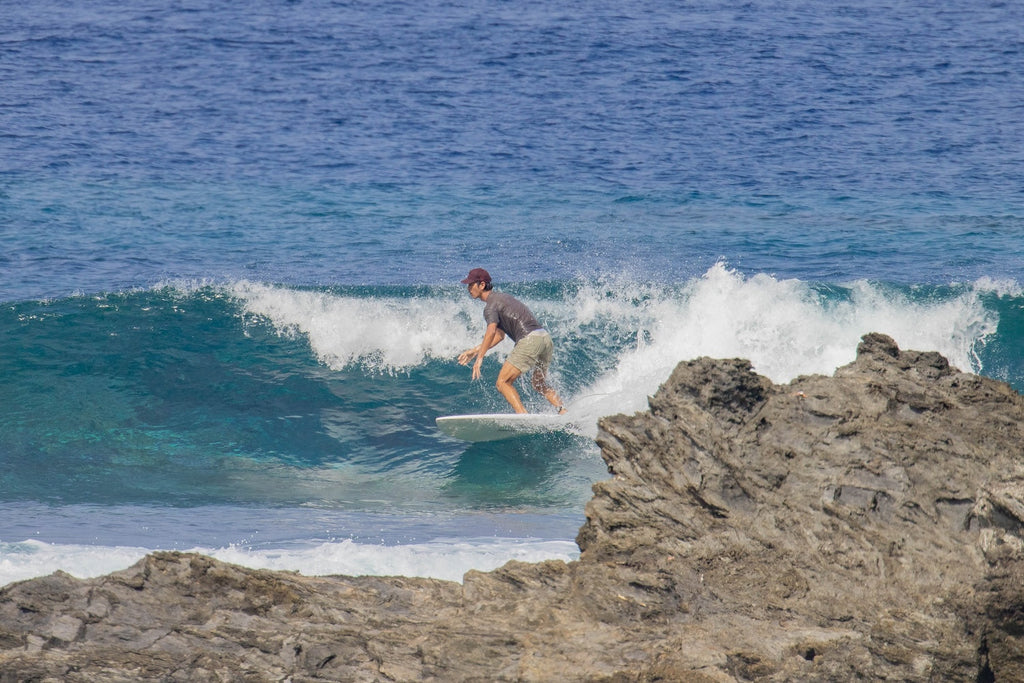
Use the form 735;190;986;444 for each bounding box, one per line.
0;537;579;588
0;540;150;587
568;263;1001;426
208;538;578;582
228;281;479;371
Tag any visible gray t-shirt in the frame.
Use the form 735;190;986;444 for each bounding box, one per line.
483;292;542;343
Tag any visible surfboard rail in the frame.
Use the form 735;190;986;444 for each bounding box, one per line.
435;413;574;442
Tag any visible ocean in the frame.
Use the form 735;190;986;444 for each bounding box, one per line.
2;0;1022;587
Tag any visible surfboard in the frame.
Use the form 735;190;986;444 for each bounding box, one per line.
435;413;574;442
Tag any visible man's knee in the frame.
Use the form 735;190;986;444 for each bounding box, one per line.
497;367;519;390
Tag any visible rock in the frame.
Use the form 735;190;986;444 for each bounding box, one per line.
3;333;1024;681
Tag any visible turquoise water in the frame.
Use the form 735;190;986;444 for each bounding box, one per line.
2;0;1022;584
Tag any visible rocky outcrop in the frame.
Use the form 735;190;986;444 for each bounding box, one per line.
3;333;1024;681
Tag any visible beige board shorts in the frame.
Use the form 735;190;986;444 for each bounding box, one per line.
506;330;553;374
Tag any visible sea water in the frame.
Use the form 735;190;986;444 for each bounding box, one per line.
2;0;1022;587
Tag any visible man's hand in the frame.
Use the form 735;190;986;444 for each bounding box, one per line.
459;324;502;379
457;347;478;365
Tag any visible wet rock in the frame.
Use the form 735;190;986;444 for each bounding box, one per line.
3;334;1024;681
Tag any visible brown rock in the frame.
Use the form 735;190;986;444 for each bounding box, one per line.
3;333;1024;681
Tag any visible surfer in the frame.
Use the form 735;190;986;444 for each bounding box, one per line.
457;268;566;414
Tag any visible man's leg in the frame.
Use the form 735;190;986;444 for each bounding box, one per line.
496;362;526;413
532;369;565;413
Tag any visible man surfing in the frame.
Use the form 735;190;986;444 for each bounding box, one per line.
457;268;566;414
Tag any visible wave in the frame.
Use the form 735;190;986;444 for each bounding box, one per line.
222;264;1017;418
1;265;1018;507
4;266;1017;415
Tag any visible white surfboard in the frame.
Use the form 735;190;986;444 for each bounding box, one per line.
435;413;574;442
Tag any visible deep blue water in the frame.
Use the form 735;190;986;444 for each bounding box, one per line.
2;0;1022;584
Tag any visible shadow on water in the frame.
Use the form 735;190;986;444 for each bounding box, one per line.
441;431;600;508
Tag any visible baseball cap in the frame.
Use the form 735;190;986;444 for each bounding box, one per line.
461;268;491;285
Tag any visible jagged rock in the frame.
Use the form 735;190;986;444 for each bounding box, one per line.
3;333;1024;681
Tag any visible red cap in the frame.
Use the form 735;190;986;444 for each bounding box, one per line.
461;268;491;285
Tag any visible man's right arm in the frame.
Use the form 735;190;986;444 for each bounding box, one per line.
458;324;505;367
